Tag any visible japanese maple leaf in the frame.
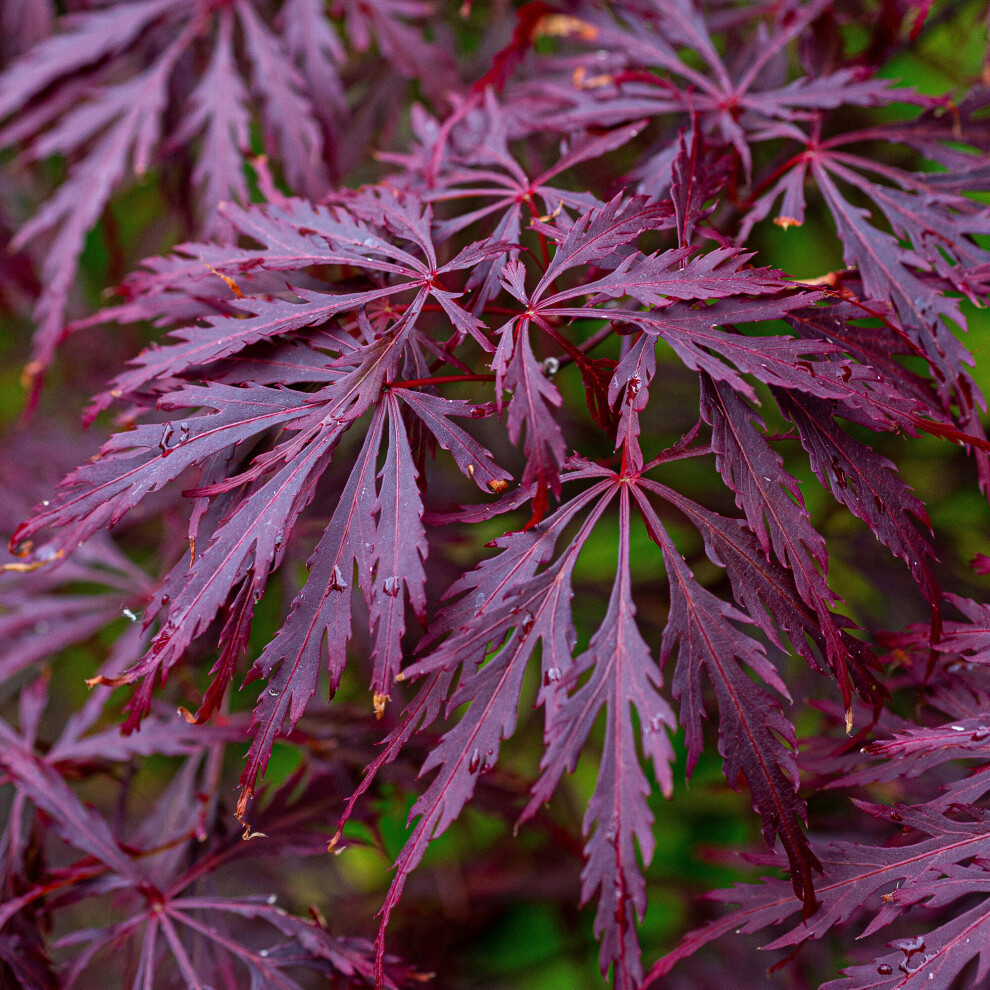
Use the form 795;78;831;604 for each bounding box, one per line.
0;671;242;891
742;128;990;382
0;0;453;382
648;802;990;990
88;190;501;414
388;89;645;306
493;194;780;511
507;0;909;189
523;485;676;988
0;736;415;989
633;483;820;916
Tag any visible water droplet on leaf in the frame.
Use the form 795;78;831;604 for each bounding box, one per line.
158;423;175;455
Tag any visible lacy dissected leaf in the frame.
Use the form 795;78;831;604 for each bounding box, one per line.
801;154;987;374
508;0;905;185
823;897;990;990
0;0;456;378
540;246;788;312
701;375;832;617
860;715;990;804
931;594;990;664
394;389;510;493
524;486;675;988
367;396;428;703
782;302;939;420
95;417;344;730
738;111;990;478
645;482;879;707
12;383;314;557
531;192;673;289
495;197;789;503
238;389;509;815
393;91;644;305
776;389;939;605
611;293;852;404
230;406;382;812
648;803;990;985
92;191;499;412
495;318;567;519
0;739;415;989
374;474;617;977
669;121;730;248
7;3;990;987
174;8;251;236
632;485;819;915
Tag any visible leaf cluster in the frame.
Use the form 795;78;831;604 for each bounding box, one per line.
2;2;990;989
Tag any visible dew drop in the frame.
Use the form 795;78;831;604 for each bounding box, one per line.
893;935;925;956
877;964;892;975
161;594;170;606
41;500;50;507
874;495;886;514
468;748;481;773
383;576;401;597
329;565;347;592
259;949;269;958
950;725;965;731
122;608;139;622
543;667;561;686
266;894;277;905
470;405;488;418
520;611;535;635
971;726;990;741
158;423;175;456
839;365;853;382
268;688;279;697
